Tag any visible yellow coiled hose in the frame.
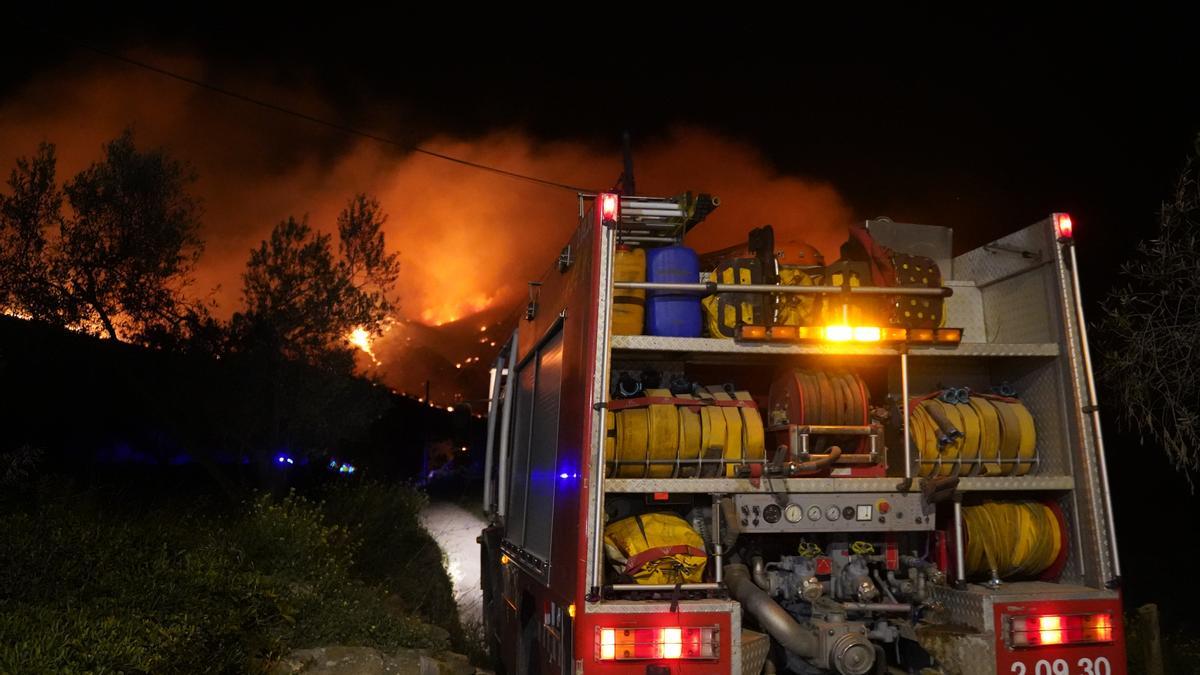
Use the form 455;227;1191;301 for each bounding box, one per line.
607;388;764;478
963;501;1062;579
910;393;1036;477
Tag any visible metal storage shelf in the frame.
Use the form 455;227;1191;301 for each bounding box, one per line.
609;335;1058;359
602;475;1075;494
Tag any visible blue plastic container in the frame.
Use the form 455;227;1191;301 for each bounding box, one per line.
645;245;702;337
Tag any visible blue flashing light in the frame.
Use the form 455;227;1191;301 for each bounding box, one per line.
559;472;569;479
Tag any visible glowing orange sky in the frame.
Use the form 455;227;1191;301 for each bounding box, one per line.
0;52;856;399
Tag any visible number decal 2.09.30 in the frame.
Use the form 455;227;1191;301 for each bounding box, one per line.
1011;657;1113;675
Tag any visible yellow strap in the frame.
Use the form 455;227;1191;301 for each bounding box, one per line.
928;400;962;477
1009;401;1037;476
698;405;727;478
643;389;680;478
990;399;1024;477
604;412;615;477
615;409;649;478
735;390;765;470
675;394;702;477
969;398;1003;476
707;387;744;477
910;400;941;477
953;401;982;474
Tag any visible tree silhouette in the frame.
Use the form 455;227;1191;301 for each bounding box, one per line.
1099;140;1200;482
0;143;67;322
234;193;399;371
60;130;205;341
0;132;207;343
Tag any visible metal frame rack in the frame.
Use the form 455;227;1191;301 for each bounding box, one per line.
583;196;1120;610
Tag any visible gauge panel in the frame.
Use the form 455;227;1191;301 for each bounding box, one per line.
732;493;932;533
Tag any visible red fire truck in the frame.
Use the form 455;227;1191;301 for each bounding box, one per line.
479;192;1125;674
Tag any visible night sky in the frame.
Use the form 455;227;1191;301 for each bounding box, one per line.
4;10;1200;621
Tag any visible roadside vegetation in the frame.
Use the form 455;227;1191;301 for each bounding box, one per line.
0;477;463;674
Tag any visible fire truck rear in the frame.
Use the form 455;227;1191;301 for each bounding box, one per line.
479;192;1125;674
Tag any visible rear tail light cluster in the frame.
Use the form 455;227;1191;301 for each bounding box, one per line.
1009;613;1114;648
595;626;719;661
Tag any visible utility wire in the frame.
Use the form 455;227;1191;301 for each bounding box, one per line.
69;40;597;193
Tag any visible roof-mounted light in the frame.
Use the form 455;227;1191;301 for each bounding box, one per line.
600;193;620;224
1053;212;1073;240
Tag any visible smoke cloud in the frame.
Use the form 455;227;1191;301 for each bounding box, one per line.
0;52;855;402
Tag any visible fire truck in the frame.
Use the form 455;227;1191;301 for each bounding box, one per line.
478;191;1125;674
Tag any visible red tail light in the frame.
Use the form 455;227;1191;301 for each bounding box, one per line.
595;626;719;661
600;193;620;224
1009;613;1114;647
1053;212;1073;240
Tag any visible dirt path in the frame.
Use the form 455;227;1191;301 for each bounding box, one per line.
420;500;486;626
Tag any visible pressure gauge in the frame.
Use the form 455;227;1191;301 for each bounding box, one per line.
807;505;823;521
826;505;841;521
763;504;782;524
784;504;804;523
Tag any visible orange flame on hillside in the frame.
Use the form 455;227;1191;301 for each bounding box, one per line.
347;326;381;365
419;294;494;327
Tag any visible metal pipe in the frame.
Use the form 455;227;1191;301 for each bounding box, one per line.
482;363;501;516
610;457;769;465
915;457;1040;465
613;235;679;244
954;499;966;586
872;569;898;604
767;424;877;435
1067;242;1122;581
496;338;518;519
841;602;912;613
613;281;952;297
712;496;724;585
608;583;721;592
751;555;770;590
790;446;843;472
724;564;821;659
591;219;617;592
613;222;680;231
901;351;912;480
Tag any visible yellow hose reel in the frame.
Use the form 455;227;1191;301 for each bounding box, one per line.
605;387;765;478
910;391;1036;477
962;501;1067;580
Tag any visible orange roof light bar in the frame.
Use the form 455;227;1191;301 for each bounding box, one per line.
934;328;963;344
735;325;768;341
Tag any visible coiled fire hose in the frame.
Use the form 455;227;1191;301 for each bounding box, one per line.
909;390;1035;477
963;501;1063;580
605;386;765;478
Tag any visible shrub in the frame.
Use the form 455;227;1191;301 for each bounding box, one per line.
0;483;447;674
320;481;464;648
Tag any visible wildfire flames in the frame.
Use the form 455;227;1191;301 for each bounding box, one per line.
347;327;380;365
419;294;495;327
0;54;855;404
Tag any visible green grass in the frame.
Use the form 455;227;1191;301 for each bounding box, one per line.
0;480;457;674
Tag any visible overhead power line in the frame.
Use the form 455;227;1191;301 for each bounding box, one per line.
70;41;597;193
